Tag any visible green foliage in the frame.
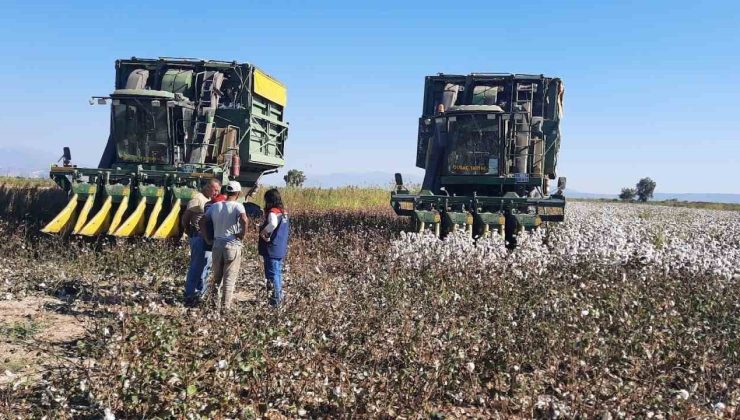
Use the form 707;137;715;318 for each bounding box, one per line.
619;187;637;201
637;209;654;220
283;169;306;187
636;177;657;202
0;320;42;340
652;227;666;249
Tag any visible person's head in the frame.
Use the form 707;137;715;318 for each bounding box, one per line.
202;178;221;199
263;188;284;211
224;180;242;200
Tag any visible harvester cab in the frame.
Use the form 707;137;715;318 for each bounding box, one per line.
43;57;288;238
391;73;566;247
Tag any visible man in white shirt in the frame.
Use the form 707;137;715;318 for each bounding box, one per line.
200;180;248;310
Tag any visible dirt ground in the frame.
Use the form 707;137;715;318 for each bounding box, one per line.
0;286;262;389
1;296;87;386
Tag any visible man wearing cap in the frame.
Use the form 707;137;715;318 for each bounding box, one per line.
200;180;249;310
181;178;221;306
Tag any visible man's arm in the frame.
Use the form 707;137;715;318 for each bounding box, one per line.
181;208;193;232
181;197;202;232
199;213;212;245
237;213;248;241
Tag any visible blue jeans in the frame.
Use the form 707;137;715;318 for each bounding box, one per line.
185;236;212;300
264;257;283;306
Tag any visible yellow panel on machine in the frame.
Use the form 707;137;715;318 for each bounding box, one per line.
253;69;287;106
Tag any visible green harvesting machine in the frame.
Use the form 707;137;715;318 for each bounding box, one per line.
391;73;566;246
43;57;288;238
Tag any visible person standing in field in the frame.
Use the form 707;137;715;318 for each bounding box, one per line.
200;181;248;311
181;178;221;306
258;188;290;307
201;191;226;281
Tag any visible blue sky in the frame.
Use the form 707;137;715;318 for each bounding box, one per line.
0;0;738;193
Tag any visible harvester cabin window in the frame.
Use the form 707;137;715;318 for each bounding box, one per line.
112;99;170;164
446;114;500;175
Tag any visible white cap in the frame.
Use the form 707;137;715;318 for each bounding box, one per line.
225;180;242;193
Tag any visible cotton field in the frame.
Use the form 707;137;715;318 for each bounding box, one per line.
392;202;740;280
1;190;738;418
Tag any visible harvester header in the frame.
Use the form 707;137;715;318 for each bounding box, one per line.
392;73;566;247
43;57;289;238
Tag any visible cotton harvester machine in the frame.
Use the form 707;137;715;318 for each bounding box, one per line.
391;73;566;247
43;57;288;238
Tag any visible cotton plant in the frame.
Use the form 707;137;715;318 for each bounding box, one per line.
391;202;740;280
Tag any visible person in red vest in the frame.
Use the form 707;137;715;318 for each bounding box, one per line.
258;188;290;307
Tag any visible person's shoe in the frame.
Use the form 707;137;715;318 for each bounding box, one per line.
184;297;198;308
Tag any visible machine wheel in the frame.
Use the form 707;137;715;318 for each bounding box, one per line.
472;218;487;240
413;216;424;233
504;213;519;249
440;217;455;239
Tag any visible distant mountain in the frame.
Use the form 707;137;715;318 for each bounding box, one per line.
566;191;616;200
0;147;59;177
303;171;424;188
271;172;740;204
262;170;424;188
568;190;740;204
650;192;740;204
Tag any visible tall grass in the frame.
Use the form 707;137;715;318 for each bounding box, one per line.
0;185;67;227
252;186;390;211
0;176;54;188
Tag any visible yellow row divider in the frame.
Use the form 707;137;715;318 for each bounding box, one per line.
107;195;130;235
72;194;96;234
143;195;164;237
113;197;147;237
41;193;79;234
78;196;113;236
150;198;182;239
